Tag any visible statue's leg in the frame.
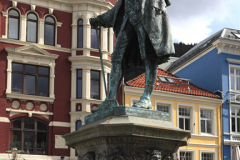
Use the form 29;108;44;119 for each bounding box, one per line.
92;20;135;113
132;23;158;109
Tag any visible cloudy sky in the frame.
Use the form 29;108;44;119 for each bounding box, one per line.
167;0;240;44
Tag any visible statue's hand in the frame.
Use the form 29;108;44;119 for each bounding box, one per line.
89;18;101;28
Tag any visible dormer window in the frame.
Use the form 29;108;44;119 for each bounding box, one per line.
159;76;175;83
27;13;38;43
44;16;55;46
8;9;20;40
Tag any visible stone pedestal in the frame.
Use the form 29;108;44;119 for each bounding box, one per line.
63;107;191;160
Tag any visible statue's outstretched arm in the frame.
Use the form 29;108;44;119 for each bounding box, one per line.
97;5;117;28
90;3;118;28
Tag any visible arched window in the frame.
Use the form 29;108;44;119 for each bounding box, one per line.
44;16;55;46
76;120;82;130
10;118;48;154
77;19;83;48
8;9;20;40
91;26;101;49
27;12;38;43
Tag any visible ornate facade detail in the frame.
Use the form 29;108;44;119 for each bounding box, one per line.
79;152;96;160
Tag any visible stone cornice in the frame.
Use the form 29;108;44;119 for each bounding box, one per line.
0;38;71;53
68;55;112;66
212;39;240;55
6;93;55;103
9;0;114;13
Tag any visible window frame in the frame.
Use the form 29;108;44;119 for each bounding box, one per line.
11;62;50;97
5;45;58;103
177;103;195;134
8;8;20;40
199;105;217;136
155;100;174;123
90;70;100;100
44;15;55;46
76;69;82;99
9;118;48;155
131;97;140;106
199;150;217;160
91;25;101;49
26;12;38;43
75;120;82;130
77;19;83;48
229;64;240;93
178;149;196;160
230;104;240;133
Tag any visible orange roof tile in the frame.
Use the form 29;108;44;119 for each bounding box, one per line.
126;68;219;99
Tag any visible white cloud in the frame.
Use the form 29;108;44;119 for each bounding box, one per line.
166;0;238;43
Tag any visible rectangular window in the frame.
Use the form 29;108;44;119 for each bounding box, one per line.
77;70;82;98
230;67;240;91
180;152;192;160
91;26;101;49
200;110;212;134
201;153;213;160
10;118;48;154
157;104;170;121
231;108;240;132
91;70;100;99
12;63;49;96
157;104;169;113
179;108;191;131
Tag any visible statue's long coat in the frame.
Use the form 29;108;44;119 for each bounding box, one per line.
99;0;175;81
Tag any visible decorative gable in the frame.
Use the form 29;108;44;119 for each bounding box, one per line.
5;44;58;102
5;44;59;60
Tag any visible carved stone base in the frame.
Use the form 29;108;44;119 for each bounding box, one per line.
63;107;191;160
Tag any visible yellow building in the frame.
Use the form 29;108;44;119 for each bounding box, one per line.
123;68;223;160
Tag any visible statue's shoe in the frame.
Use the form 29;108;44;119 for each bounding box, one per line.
91;99;119;113
132;97;152;109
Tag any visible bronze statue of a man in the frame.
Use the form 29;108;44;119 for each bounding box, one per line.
90;0;175;113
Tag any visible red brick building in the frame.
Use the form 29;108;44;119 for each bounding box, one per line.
0;0;116;159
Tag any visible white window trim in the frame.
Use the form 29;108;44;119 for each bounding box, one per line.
43;14;62;47
131;97;140;106
3;7;62;47
229;104;240;135
178;149;196;160
199;105;217;136
155;100;174;123
229;64;240;94
199;150;217;160
177;103;195;134
2;7;22;39
5;45;58;103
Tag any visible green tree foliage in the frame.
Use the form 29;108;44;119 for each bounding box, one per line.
173;42;196;57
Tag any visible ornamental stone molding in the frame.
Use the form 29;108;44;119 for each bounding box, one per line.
5;45;58;103
63;107;191;160
213;39;240;55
